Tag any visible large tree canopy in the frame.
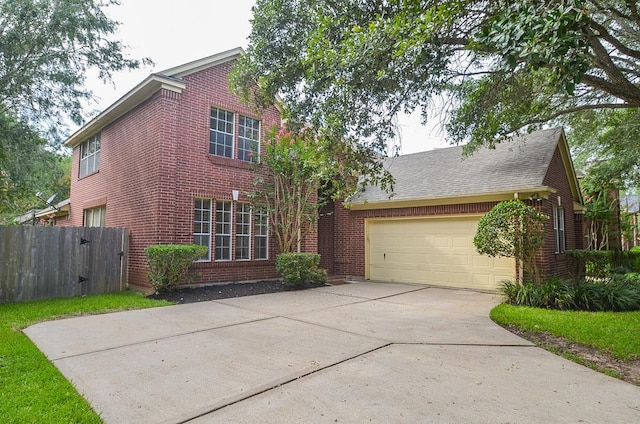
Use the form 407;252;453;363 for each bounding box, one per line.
0;112;70;220
0;0;150;138
232;0;640;153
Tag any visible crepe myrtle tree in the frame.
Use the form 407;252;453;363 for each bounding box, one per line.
474;200;548;284
250;126;331;254
250;124;392;254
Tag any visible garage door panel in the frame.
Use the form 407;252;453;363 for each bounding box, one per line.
368;218;515;291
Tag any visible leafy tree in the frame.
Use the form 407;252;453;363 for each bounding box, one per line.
0;0;151;138
565;108;640;250
251;127;335;253
233;0;640;154
0;113;70;221
474;200;548;283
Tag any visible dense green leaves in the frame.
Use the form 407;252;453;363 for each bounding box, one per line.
145;244;208;293
474;200;548;283
234;0;640;154
0;113;70;220
0;0;150;137
275;253;327;287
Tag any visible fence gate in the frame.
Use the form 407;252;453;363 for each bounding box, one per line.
0;226;129;303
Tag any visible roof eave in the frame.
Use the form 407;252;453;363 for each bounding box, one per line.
64;75;186;148
348;187;557;210
160;47;244;77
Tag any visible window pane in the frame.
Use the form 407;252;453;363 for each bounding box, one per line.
215;201;232;260
79;134;101;177
238;115;260;163
194;198;212;261
210;108;234;158
254;206;269;259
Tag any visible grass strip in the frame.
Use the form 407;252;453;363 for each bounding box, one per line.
491;304;640;361
0;292;171;424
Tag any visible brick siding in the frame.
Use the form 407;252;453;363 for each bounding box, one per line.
319;144;583;282
69;60;317;290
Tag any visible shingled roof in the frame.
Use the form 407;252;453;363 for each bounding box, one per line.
351;127;576;207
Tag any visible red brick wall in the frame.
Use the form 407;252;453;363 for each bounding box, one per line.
322;146;581;282
69;59;316;290
540;146;582;278
322;200;506;278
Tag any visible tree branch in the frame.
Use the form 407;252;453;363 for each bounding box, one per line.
587;20;640;61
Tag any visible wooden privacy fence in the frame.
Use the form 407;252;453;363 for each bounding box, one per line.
0;226;129;303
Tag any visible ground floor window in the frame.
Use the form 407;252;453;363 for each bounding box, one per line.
215;201;232;261
254;206;269;260
553;204;566;253
193;199;269;262
83;206;105;227
194;198;212;261
235;203;251;260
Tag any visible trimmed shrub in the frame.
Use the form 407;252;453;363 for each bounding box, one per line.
498;276;640;312
565;249;640;279
275;253;327;288
145;244;208;294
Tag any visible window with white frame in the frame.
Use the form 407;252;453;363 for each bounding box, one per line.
215;201;232;260
238;115;260;163
235;203;251;260
254;206;269;260
83;206;105;227
79;134;101;177
210;108;234;158
553;204;566;253
193;198;212;261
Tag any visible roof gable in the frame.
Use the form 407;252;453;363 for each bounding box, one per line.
64;48;244;148
351;128;582;209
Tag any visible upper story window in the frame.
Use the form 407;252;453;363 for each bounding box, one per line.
209;108;260;162
210;108;234;158
79;134;100;177
238;116;260;163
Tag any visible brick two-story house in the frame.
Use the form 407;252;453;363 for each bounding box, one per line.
65;48;583;293
64;48;311;291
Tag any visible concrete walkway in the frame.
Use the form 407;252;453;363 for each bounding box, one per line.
25;282;640;423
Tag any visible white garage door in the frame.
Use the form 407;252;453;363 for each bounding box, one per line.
367;217;515;291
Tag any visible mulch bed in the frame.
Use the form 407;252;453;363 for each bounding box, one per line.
148;280;326;304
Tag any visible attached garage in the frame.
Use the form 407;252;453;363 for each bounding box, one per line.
366;216;515;291
319;128;586;290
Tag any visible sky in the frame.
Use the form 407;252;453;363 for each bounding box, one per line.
82;0;450;155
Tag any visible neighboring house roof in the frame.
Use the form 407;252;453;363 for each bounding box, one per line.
35;198;71;219
13;198;70;225
64;47;245;148
351;127;583;210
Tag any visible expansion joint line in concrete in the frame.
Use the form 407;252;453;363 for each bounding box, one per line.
396;342;536;348
176;343;394;424
50;316;278;361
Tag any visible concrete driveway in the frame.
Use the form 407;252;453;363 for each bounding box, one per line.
25;282;640;423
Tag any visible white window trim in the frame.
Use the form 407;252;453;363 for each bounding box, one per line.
254;207;269;260
194;198;212;262
215;201;233;261
83;206;105;227
79;134;101;177
553;204;566;254
238;115;261;163
210;108;235;159
235;203;252;261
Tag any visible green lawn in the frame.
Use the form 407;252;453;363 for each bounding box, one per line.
491;304;640;361
0;292;171;424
